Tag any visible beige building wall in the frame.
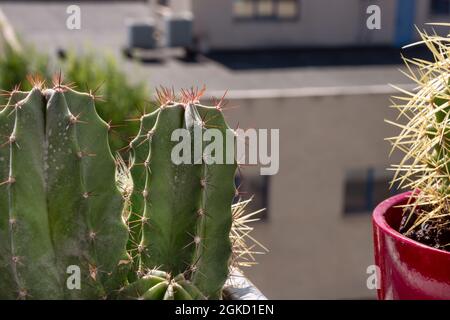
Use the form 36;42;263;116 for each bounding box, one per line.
162;0;444;299
160;0;447;50
190;0;397;50
208;87;405;299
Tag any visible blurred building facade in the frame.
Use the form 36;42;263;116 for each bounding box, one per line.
158;0;449;51
151;0;450;299
218;87;404;299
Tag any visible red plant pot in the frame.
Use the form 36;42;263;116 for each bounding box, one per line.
373;191;450;299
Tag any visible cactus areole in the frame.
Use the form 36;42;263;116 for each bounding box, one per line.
126;87;237;300
0;81;240;300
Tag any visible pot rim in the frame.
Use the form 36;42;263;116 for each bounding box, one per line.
373;191;450;257
223;268;267;300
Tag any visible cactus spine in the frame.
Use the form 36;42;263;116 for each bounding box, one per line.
0;80;261;300
127;88;237;299
0;78;129;299
388;26;450;244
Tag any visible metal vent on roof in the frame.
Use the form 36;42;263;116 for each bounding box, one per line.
126;18;156;50
163;12;193;48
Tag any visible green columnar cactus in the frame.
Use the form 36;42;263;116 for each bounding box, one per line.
0;78;129;299
127;88;237;299
0;80;262;300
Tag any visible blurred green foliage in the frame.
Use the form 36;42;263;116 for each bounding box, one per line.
0;43;150;151
0;44;49;92
62;50;149;151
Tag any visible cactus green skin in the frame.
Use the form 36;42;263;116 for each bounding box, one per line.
128;101;237;299
0;89;62;299
0;86;129;299
140;104;203;274
190;105;236;298
127;110;159;278
0;85;238;300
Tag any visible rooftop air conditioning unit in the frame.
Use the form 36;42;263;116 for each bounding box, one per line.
126;18;156;50
164;12;193;48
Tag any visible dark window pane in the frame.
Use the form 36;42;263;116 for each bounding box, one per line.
344;172;368;213
235;174;270;221
431;0;450;15
343;168;402;215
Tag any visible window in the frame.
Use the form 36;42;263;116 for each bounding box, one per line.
233;0;299;20
430;0;450;15
234;174;270;221
343;167;402;215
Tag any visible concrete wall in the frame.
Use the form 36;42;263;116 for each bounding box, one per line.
205;86;405;299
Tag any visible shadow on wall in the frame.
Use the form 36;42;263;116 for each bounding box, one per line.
204;45;433;70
